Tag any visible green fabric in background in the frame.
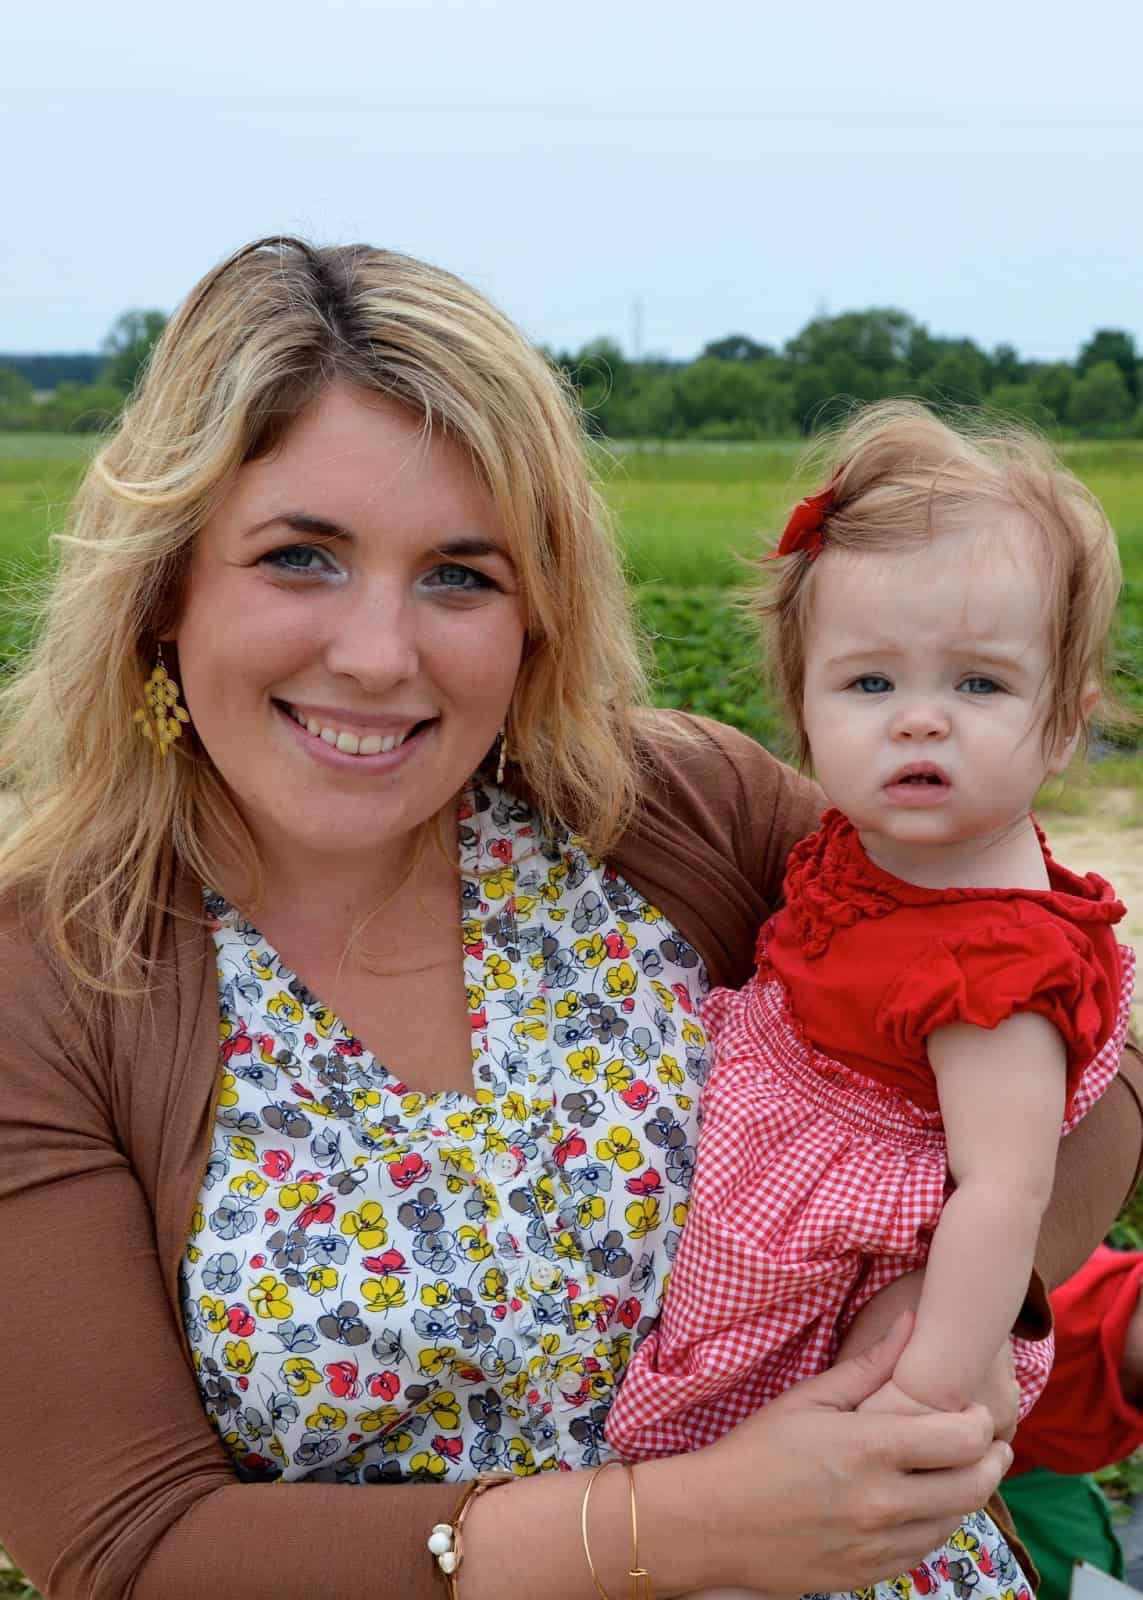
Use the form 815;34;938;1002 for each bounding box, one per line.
1003;1469;1125;1600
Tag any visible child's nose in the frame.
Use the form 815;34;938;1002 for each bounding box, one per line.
891;701;950;740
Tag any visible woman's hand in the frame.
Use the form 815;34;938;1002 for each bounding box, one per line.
641;1311;1013;1596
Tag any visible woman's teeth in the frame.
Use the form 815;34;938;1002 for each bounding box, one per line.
295;711;412;756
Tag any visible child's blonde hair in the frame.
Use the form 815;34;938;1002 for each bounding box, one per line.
760;399;1128;768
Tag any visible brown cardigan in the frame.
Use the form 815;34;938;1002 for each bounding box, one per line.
1;712;1139;1600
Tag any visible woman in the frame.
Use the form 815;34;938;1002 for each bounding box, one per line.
0;237;1137;1600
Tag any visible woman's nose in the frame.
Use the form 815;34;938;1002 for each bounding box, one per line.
323;586;419;687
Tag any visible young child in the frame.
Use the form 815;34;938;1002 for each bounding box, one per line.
606;400;1135;1597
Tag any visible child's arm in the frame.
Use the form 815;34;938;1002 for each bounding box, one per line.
885;1011;1067;1413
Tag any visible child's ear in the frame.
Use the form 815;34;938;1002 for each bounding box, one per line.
1045;682;1100;776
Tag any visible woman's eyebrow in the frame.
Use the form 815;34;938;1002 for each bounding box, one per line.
433;536;514;562
245;511;350;542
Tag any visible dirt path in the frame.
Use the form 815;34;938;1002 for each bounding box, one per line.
1040;793;1143;1022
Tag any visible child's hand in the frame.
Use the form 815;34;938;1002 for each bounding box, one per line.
857;1377;944;1417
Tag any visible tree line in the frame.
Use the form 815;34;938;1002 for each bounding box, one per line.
2;306;1141;438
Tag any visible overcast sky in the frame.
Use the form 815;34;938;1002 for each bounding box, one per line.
4;0;1141;362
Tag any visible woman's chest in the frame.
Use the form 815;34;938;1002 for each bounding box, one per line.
181;815;711;1481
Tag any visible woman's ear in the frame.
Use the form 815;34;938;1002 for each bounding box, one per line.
1044;682;1100;776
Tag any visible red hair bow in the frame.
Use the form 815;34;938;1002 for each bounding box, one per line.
771;466;845;562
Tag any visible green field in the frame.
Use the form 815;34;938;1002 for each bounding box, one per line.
6;432;1142;759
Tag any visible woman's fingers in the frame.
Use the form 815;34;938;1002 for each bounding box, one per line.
875;1404;1001;1472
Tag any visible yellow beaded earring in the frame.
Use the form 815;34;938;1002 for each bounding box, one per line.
134;644;191;758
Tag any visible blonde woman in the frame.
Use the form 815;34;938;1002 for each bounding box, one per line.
0;239;1136;1600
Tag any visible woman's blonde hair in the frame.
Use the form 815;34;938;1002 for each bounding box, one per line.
0;237;645;991
760;399;1128;768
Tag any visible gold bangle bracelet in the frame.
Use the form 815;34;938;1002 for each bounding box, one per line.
580;1458;655;1600
427;1470;513;1598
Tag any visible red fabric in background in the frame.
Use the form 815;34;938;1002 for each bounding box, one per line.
1012;1244;1143;1476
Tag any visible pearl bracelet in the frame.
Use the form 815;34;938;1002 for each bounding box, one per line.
427;1471;512;1595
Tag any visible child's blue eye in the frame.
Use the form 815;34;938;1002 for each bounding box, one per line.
851;675;892;694
959;676;1001;695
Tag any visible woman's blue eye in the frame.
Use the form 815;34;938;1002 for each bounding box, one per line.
852;675;892;694
261;544;337;575
427;563;495;592
960;676;1001;695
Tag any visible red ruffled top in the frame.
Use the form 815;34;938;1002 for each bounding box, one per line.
761;809;1126;1115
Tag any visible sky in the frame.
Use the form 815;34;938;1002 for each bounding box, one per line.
4;0;1142;363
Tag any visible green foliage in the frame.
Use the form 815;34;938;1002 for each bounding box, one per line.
101;308;168;394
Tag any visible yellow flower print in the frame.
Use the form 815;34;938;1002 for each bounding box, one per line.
222;1339;256;1374
603;1060;634;1094
441;1145;476;1176
504;1370;529;1402
247;949;276;981
555;993;582;1020
502;1091;528;1123
185;1243;201;1264
887;1578;913;1600
268;1437;286;1461
537;1333;561;1360
340;1201;388;1250
681;1018;705;1049
548;906;568;923
305;1402;348;1432
625;1196;661;1240
949;1530;982;1558
657;1055;684;1088
350;1087;382;1112
218;1071;238;1108
311;1005;337;1038
456;1225;493;1263
553;1229;583;1262
478;1267;507;1304
534;1174;556;1214
603;961;637;998
445;1109;477;1141
482;1126;509;1155
573;933;607;969
279;1179;321;1212
481;866;515;901
676;1093;693;1112
577;1194;605;1227
199;1295;228;1335
528;952;545;972
471;1097;494;1120
472;1177;501;1220
281;1357;321;1395
513;894;536;919
227;1134;257;1163
229;1168;268;1200
356;1403;402;1433
637;900;663;923
362;1275;407;1312
484;953;517;991
651;981;676;1012
595;1126;643;1172
189;1203;204;1237
465;983;484;1013
418;1345;457;1378
673;1200;689;1228
267;991;303;1025
513;1001;548;1042
400;1090;427;1118
429;1392;461;1429
507;1437;536;1476
251;1274;293;1321
305;1265;339;1295
568;1045;602;1084
383;1430;415;1456
420;1280;452;1308
410;1449;449;1480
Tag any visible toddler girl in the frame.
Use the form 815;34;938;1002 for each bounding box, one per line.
606;400;1135;1596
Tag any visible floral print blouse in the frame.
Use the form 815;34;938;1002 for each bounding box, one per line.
179;782;709;1484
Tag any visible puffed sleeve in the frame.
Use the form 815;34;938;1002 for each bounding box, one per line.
876;915;1119;1118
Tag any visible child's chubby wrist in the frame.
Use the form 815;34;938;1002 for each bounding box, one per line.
888;1352;971;1415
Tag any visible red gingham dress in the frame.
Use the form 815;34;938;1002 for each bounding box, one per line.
606;811;1134;1461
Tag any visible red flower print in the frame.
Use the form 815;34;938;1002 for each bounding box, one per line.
250;1254;267;1269
567;1282;581;1301
298;1171;323;1183
510;1297;523;1312
932;1556;950;1582
457;1365;483;1383
620;998;635;1013
434;1435;464;1459
226;1305;256;1337
335;1036;363;1057
325;1360;361;1399
221;1032;252;1060
492;1304;507;1321
620;1080;657;1113
616;1297;641;1328
292;1085;315;1101
367;1370;401;1400
464;939;486;959
236;1376;249;1391
304;1032;318;1048
469;1008;488;1032
363;1249;408;1275
625;1168;663;1196
490;837;512;863
388;1152;430;1190
603;932;629;959
554;1133;587;1167
670;983;693;1014
909;1565;937;1595
263;1210;279;1227
977;1547;994;1577
457;798;474;821
261;1149;293;1181
298;1196;336;1230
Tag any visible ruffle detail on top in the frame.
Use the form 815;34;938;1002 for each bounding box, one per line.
774;808;1126;963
